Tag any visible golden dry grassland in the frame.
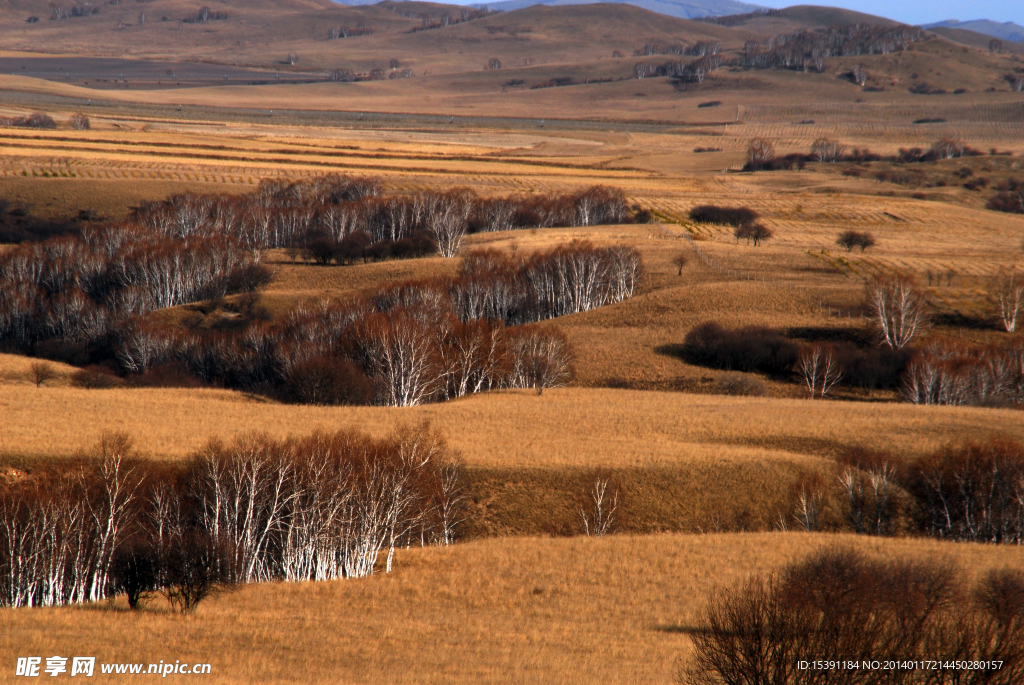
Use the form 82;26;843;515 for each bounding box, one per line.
4;372;1022;468
2;21;1024;678
2;533;1023;684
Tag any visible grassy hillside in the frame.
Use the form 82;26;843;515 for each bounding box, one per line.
1;533;1021;684
928;26;1024;54
0;0;757;69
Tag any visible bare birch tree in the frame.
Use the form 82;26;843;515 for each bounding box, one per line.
867;275;929;349
797;345;843;399
580;477;618;537
991;271;1024;333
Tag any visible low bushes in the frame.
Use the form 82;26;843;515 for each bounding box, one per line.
0;112;56;129
987;178;1024;214
688;205;759;229
682;322;798;375
682;547;1024;685
679;322;1021;401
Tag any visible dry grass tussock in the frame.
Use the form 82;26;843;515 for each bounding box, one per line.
1;533;1021;684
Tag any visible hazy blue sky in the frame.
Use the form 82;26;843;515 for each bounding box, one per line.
756;1;1020;26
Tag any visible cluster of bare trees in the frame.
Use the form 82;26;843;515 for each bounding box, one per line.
406;6;496;33
50;3;99;19
993;271;1024;332
811;136;843;162
633;54;722;83
836;229;876;251
797;345;843;398
742;24;924;73
453;242;642;322
130;176;632;260
326;23;373;39
633;41;720;57
0;112;56;129
3;175;639;404
786;437;1024;543
683;273;1020;404
901;340;1024;406
0;428;463;610
0;224;268;350
913;438;1024;543
115;242;638;404
694;8;780;26
745;138;775;170
865;276;1024;405
682;548;1024;685
748;135;988;175
181;6;227;23
69;113;90;130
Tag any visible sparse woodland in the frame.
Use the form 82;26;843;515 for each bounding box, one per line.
0;174;641;406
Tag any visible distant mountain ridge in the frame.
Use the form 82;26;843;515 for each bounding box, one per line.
923;19;1024;43
334;0;763;19
480;0;763;19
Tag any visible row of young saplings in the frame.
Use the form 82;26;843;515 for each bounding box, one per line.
680;547;1024;685
780;438;1024;545
105;244;641;405
0;427;464;611
682;274;1024;406
742;135;1002;172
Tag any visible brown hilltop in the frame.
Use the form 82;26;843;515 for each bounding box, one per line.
928;25;1024;54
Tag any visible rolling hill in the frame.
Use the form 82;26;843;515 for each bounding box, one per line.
467;0;762;20
927;25;1024;53
924;19;1024;43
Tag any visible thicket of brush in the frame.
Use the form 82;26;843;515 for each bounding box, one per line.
742;137;988;173
0;427;463;611
781;438;1024;545
902;340;1024;407
116;242;640;406
987;178;1024;214
0;112;56;129
681;547;1024;685
687;205;760;229
680;322;1024;402
681;322;799;376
